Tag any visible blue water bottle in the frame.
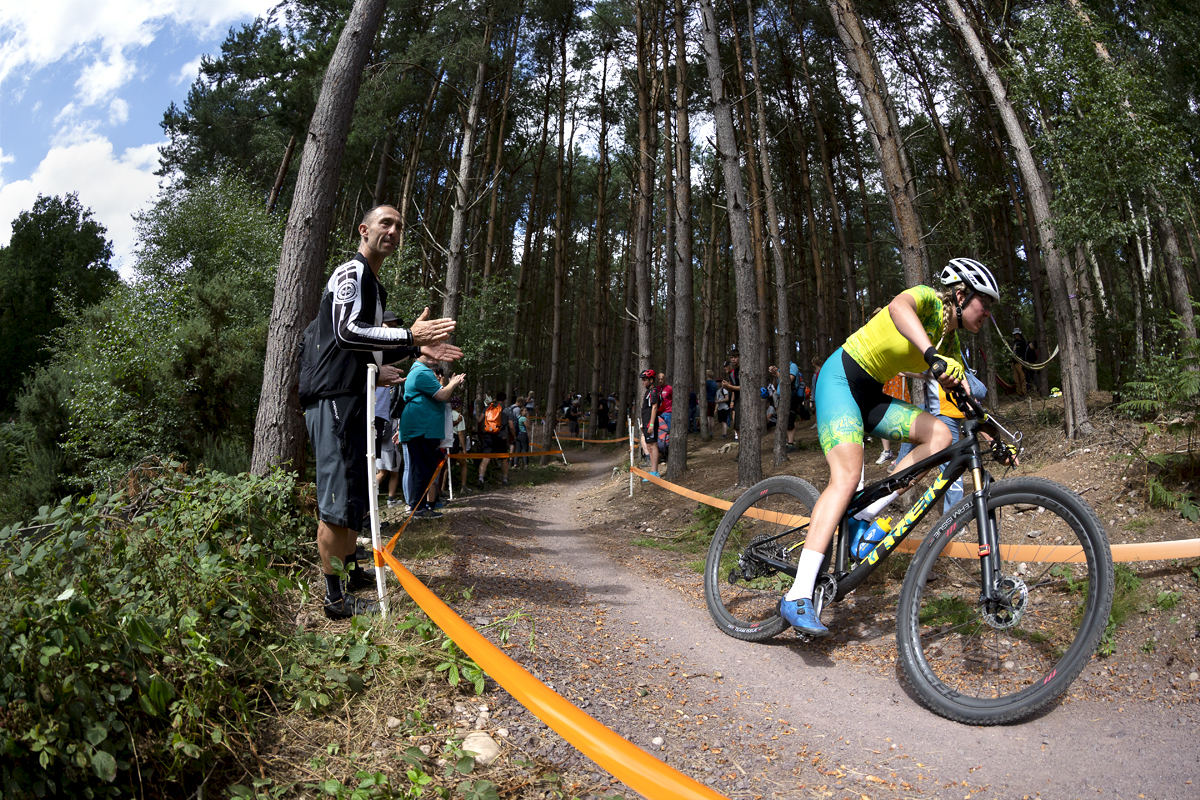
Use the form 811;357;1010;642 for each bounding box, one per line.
852;516;893;559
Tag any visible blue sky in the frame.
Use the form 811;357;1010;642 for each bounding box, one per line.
1;0;278;279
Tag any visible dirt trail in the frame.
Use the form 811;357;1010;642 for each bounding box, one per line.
430;446;1198;800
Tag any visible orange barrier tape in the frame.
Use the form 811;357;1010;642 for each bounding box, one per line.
383;460;447;554
555;436;626;443
447;450;564;460
374;550;728;800
632;467;1200;563
631;466;808;527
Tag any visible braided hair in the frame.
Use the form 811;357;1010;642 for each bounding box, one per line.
935;283;965;355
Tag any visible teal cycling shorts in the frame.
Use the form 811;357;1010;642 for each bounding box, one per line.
815;348;925;454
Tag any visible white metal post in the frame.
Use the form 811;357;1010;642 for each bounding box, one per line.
628;416;634;497
366;365;389;618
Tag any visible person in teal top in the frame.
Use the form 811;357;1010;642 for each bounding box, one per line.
401;354;464;517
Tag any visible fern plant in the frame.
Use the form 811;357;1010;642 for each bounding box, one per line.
1117;317;1200;518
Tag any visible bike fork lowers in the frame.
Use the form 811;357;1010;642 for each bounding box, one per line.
970;454;1001;602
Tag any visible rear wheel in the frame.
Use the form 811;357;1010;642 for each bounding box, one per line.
897;477;1113;724
704;476;820;641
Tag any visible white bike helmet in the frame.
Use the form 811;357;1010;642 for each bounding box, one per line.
939;257;1000;302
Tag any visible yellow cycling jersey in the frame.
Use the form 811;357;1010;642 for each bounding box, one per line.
842;285;954;384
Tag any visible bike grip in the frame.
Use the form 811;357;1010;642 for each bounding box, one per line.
930;359;946;379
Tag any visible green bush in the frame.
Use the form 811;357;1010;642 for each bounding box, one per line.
0;465;310;798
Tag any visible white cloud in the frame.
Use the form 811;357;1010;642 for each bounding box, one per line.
76;47;136;106
108;98;129;125
175;55;204;86
0;0;277;92
0;135;164;281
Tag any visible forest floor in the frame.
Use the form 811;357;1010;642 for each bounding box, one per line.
277;394;1199;800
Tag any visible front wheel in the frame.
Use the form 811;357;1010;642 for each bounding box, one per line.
897;477;1114;724
704;475;820;641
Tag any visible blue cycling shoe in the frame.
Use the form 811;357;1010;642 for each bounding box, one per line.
779;598;829;637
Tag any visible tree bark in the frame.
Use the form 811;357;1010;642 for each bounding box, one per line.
666;0;693;480
826;0;926;288
633;0;658;377
699;0;763;486
543;23;569;465
251;0;391;476
588;45;612;440
444;17;493;325
943;0;1093;436
746;0;790;466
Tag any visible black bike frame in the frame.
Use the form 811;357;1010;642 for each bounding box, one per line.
745;417;1000;603
831;417;995;600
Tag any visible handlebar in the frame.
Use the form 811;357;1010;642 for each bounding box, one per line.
906;364;1022;451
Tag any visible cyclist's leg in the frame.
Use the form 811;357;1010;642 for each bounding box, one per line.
784;349;867;603
886;407;953;477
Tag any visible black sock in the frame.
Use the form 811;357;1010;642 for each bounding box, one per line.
325;574;341;601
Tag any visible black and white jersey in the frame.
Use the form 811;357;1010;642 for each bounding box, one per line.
298;253;420;405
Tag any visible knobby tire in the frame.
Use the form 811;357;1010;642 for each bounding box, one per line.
704;475;820;642
896;477;1114;725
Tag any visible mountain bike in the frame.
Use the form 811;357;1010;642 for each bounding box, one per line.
702;375;1114;725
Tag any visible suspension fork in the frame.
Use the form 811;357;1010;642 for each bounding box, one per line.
969;450;1001;601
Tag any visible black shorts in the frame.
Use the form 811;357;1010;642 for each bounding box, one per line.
717;408;729;424
481;433;509;454
305;396;367;531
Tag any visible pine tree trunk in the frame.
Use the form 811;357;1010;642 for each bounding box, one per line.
633;0;658;376
251;0;390;476
944;0;1093;436
588;47;612;440
746;0;790;466
396;68;443;258
543;27;569;466
700;0;762;486
444;18;493;324
826;0;926;288
666;0;693;479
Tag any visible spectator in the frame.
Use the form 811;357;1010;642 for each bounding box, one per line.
688;387;699;432
596;389;610;437
478;391;516;487
606;391;619;434
715;365;732;438
722;349;741;439
705;369;719;433
567;394;581;436
1012;328;1028;398
787;360;809;449
915;370;987;511
638;369;661;479
450;396;470;493
400;353;465;519
515;404;530;466
375;382;403;508
298;204;460;619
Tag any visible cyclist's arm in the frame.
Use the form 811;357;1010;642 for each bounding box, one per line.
889;292;967;392
887;292;936;354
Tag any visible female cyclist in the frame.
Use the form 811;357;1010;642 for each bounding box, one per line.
780;258;1001;636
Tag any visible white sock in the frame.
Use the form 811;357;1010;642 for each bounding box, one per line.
856;463;865;492
854;489;900;521
785;548;827;601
